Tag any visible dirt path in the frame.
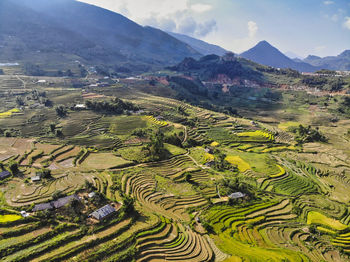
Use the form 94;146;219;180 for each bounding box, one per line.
15;75;26;89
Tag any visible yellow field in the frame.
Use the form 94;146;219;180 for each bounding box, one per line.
211;141;219;147
145;115;168;126
307;211;348;231
236;130;274;140
269;165;286;178
0;214;22;223
317;226;336;234
0;108;20;119
225;155;251;172
205;152;215;161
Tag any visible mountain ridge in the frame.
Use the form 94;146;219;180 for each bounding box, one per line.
303;50;350;71
0;0;201;71
167;32;228;56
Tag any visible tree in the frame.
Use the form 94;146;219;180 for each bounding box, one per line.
4;130;12;137
132;128;148;137
185;173;192;183
8;161;19;175
39;168;51;179
55;105;67;118
122;196;135;215
16;96;25;106
65;69;73;77
55;129;63;138
214;152;231;171
49;123;56;133
147;130;167;160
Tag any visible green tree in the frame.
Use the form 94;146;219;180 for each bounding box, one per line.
122;196;135;215
147;130;167;160
16;96;25;106
8;161;19;175
55;105;67;118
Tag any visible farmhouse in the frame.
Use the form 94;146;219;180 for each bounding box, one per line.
32;194;80;212
90;204;116;221
31;175;41;182
33;202;54;212
52;194;80;209
228;192;246;199
88;192;96;198
74;104;86;110
0;170;11;180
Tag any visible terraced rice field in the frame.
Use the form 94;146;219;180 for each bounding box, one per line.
1;85;350;262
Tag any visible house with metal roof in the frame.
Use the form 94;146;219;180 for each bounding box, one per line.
90;204;116;221
52;194;80;209
31;175;41;182
228;192;246;199
32;194;80;212
32;202;54;212
0;171;11;180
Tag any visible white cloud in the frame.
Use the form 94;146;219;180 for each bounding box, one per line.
324;1;334;5
247;21;258;38
190;3;212;13
344;17;350;30
79;0;217;37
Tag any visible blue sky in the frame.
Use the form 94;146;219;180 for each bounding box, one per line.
80;0;350;58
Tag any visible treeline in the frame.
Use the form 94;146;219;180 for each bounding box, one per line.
301;76;346;91
23;63;86;77
257;66;300;77
85;98;139;114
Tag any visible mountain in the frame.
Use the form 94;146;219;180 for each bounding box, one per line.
303;51;350;71
240;41;318;72
167;32;228;56
0;0;200;71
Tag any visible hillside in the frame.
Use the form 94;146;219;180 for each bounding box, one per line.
167;32;228;56
241;40;318;72
169;53;263;82
0;0;200;71
304;50;350;71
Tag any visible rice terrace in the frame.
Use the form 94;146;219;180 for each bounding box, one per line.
1;0;350;261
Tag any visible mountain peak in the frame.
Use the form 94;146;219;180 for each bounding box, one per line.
256;40;272;47
241;40;317;72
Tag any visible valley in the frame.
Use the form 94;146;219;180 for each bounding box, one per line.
0;0;350;261
0;69;350;261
